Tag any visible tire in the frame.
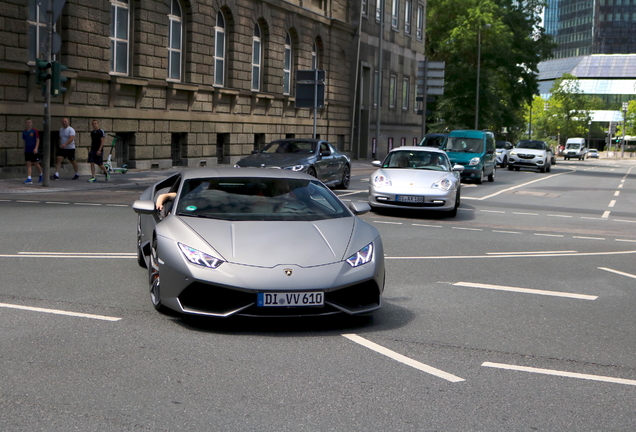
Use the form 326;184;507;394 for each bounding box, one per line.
337;165;350;190
500;156;507;168
508;165;514;171
515;167;520;171
446;188;460;218
475;169;484;184
546;163;551;173
136;215;147;268
307;167;317;178
488;166;495;182
149;236;168;313
539;165;546;173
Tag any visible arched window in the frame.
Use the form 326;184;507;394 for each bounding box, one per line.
252;23;262;91
110;0;130;74
283;32;292;95
214;11;226;86
168;0;183;81
311;41;317;70
27;0;48;62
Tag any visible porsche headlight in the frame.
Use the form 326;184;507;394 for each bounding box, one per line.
178;243;224;269
432;178;453;191
469;157;480;166
372;173;392;188
346;243;373;267
284;165;308;172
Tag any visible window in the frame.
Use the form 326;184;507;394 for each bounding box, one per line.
252;23;262;91
168;0;182;81
376;0;381;22
416;5;423;40
27;0;47;62
404;0;412;34
391;0;399;29
402;77;409;110
389;74;397;108
110;0;130;74
362;0;368;16
214;11;226;86
283;32;292;95
311;41;317;70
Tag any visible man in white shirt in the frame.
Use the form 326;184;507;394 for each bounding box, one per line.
51;117;80;180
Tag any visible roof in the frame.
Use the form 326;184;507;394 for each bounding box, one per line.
538;54;636;80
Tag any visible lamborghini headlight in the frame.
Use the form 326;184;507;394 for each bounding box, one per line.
372;173;392;188
432;178;453;191
346;243;373;267
178;243;224;269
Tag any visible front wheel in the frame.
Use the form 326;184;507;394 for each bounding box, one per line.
446;189;460;218
307;167;317;178
137;215;147;268
337;165;350;190
149;236;168;313
488;166;496;182
500;156;507;168
475;169;484;184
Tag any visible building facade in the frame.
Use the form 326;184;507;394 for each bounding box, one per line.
0;0;427;173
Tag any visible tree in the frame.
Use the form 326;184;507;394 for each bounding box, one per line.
544;73;594;143
425;0;555;136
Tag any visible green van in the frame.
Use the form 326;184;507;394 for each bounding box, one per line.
442;130;496;184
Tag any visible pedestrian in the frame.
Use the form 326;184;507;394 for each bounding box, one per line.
51;117;80;180
22;118;43;184
87;120;110;183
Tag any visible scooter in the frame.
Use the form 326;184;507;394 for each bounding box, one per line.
104;134;128;174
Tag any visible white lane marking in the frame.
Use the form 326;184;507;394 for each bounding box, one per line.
618;184;623;189
458;207;474;211
373;221;403;225
385;250;636;260
582;216;606;220
1;253;135;259
481;210;505;213
615;219;636;223
482;362;636;386
513;212;538;216
0;302;121;321
452;227;483;231
493;230;521;234
573;236;605;240
534;233;564;237
16;200;39;203
342;333;465;383
335;190;366;197
412;224;442;228
614;191;620;196
74;203;102;206
453;282;597;300
598;267;636;280
602;211;611;218
609;200;616;208
486;250;576;255
45;202;70;205
18;252;136;256
105;204;129;207
547;214;572;218
474;171;570;200
0;199;10;202
616;239;636;243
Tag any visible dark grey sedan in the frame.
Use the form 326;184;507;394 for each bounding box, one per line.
235;139;351;189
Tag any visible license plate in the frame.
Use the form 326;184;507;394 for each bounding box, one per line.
397;195;424;203
257;292;324;307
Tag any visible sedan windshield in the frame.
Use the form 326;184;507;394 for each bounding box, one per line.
174;177;350;221
382;150;450;171
445;137;483;153
261;141;316;154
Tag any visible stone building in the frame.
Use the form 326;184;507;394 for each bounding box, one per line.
0;0;427;173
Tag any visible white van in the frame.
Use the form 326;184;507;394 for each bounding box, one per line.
563;138;586;161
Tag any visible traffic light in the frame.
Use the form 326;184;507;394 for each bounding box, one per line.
35;59;51;86
50;61;68;96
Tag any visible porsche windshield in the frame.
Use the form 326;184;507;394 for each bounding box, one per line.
382;150;450;171
445;137;483;153
261;140;316;154
175;177;350;221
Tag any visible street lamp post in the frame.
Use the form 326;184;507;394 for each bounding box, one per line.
622;102;628;157
474;24;490;130
587;119;592;149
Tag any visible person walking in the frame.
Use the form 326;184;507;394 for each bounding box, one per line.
22;118;43;184
87;120;110;183
51;117;80;180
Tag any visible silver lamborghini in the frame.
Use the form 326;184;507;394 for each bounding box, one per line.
132;168;385;318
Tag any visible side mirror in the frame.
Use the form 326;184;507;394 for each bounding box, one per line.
372;160;382;167
348;201;371;215
251;150;259;154
132;200;156;215
321;150;330;157
452;164;465;172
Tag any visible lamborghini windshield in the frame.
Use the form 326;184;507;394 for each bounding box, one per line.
175;177;350;221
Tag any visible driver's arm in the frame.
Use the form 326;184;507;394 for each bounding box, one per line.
156;192;177;211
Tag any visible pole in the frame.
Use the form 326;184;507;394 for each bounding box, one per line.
474;26;482;130
420;57;427;140
528;102;532;139
373;0;385;159
313;68;317;139
350;0;364;160
42;0;53;187
622;102;627;158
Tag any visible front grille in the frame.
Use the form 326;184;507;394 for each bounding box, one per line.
518;154;535;159
376;197;445;207
179;282;254;315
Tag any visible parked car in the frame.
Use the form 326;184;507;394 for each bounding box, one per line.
508;140;553;173
495;140;513;168
442;130;497;184
132;168;385;318
235;139;351;189
368;146;463;217
563;137;587;160
587;148;599;159
418;133;447;148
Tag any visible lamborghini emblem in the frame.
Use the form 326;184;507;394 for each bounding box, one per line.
284;268;293;276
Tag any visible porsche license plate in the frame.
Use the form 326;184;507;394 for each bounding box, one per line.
257;292;324;307
397;195;424;203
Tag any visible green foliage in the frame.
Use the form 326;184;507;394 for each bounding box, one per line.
425;0;555;139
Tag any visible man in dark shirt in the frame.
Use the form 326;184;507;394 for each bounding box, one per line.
87;120;110;183
22;118;43;184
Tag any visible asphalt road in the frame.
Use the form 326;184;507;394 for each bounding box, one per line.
1;158;635;431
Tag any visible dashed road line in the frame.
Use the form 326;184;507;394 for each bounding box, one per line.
534;233;563;237
609;200;616;208
452;227;483;231
573;236;604;240
493;230;521;234
0;302;121;322
453;282;597;300
598;267;636;280
342;334;465;383
513;212;538;216
482;362;636;387
412;224;442;228
547;214;572;218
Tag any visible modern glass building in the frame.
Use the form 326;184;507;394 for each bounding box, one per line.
544;0;636;59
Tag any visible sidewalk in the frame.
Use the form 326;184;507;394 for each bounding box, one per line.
0;160;376;195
